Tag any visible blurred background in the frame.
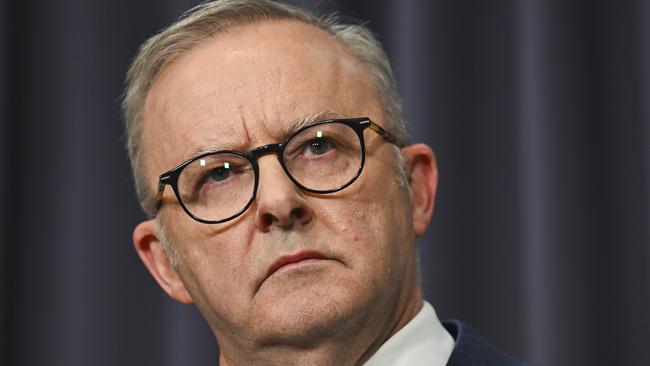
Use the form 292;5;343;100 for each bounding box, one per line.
1;0;649;365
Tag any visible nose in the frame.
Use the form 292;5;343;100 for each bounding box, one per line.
254;155;313;232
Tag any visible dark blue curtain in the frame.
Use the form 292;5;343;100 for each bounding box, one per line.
1;1;649;365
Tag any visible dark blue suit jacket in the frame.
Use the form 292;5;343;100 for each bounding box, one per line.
443;320;530;366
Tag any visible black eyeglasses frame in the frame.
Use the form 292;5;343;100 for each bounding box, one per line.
154;117;399;224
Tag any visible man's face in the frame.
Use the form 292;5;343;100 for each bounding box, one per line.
139;20;422;351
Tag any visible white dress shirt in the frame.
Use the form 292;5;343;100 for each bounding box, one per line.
362;301;455;366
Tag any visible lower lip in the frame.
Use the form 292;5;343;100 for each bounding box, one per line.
274;258;325;274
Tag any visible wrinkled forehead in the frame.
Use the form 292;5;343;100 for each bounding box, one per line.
141;20;382;176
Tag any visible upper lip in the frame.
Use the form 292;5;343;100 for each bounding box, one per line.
265;250;328;279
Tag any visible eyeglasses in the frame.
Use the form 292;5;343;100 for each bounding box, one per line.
154;117;400;224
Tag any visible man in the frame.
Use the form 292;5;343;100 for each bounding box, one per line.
123;1;528;365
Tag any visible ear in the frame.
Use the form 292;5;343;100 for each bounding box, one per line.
401;143;439;237
133;220;193;304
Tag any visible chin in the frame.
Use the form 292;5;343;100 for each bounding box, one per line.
248;266;373;345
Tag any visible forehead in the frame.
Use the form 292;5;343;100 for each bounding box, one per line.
142;20;382;175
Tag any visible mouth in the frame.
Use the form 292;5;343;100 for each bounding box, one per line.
265;250;329;279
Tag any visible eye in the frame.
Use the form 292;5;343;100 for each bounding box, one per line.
208;166;231;182
306;138;335;156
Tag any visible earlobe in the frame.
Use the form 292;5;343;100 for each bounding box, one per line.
402;144;439;237
133;220;194;304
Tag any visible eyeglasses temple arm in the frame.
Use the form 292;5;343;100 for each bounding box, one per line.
150;176;169;217
368;121;401;146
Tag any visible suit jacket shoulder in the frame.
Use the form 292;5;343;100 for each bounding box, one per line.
443;320;530;366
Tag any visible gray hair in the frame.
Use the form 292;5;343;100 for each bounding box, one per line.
122;0;410;217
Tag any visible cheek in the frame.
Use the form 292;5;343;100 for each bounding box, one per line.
317;200;371;242
165;217;256;322
317;191;410;266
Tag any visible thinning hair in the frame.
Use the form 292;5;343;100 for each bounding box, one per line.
122;0;409;218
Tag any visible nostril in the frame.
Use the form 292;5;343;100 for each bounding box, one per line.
262;212;277;227
261;208;307;229
290;207;304;221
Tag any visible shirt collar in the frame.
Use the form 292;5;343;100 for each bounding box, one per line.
362;301;455;366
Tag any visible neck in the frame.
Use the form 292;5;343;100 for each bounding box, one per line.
218;288;423;366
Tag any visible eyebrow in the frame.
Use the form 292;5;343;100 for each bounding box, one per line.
283;111;342;136
182;111;343;163
182;138;239;163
